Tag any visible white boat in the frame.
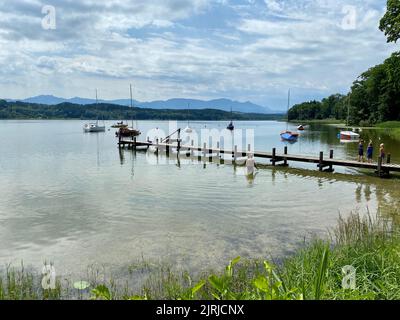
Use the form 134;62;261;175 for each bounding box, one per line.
83;89;105;133
339;131;360;141
184;104;193;133
83;121;106;133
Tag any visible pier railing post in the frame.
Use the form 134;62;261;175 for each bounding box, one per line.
387;153;391;164
319;151;324;171
272;148;276;166
329;150;334;172
284;146;288;166
177;129;181;152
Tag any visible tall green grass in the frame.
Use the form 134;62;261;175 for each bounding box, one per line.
1;212;400;300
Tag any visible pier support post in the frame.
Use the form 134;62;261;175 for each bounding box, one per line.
217;142;220;158
234;145;237;164
272;148;276;166
377;156;383;177
319;151;324;172
133;137;137;151
203;143;207;159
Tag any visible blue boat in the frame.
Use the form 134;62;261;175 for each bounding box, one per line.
280;131;299;142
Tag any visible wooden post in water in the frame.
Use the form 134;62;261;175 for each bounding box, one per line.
385;153;391;176
217;142;220;158
272;148;276;166
283;146;288;167
377;156;383;177
133;137;137;151
191;140;194;156
156;138;159;154
209;145;212;163
319;151;324;172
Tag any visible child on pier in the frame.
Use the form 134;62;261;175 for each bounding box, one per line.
367;141;373;163
358;139;365;162
380;143;386;161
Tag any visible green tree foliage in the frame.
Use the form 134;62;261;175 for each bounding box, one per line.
380;0;400;43
0;101;281;121
288;95;347;121
349;52;400;125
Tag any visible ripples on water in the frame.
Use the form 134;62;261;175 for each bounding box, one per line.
0;120;399;277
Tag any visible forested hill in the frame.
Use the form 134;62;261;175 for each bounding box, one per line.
289;0;400;126
0;100;282;121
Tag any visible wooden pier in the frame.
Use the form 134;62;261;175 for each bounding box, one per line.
118;137;400;178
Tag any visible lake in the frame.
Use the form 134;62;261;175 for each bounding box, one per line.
0;120;399;280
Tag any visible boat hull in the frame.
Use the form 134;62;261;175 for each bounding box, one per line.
83;124;105;132
339;131;360;141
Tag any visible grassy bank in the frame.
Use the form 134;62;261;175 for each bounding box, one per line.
376;122;400;139
1;212;399;300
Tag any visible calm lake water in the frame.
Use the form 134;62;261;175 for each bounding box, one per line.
0;120;399;279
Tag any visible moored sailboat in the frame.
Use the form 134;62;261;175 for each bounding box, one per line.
280;89;299;141
83;89;105;133
227;107;234;131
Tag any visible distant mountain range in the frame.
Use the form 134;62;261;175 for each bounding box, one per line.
6;95;275;114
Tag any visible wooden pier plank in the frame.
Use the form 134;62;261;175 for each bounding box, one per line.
119;140;400;173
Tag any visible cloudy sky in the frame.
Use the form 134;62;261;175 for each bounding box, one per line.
0;0;397;110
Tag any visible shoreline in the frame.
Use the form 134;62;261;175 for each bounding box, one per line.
1;211;398;300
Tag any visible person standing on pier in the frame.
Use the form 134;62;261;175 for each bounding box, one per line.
358;139;365;162
367;141;374;163
380;143;386;161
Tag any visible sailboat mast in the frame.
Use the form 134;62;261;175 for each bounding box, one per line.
130;84;134;128
96;89;99;125
286;89;291;131
187;103;190;127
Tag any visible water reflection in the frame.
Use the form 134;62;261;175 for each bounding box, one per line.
0;120;399;278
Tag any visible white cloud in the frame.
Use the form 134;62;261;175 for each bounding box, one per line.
0;0;397;109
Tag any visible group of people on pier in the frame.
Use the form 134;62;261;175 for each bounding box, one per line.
358;139;386;163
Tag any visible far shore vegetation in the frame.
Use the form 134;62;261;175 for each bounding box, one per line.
0;100;283;121
1;210;400;301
